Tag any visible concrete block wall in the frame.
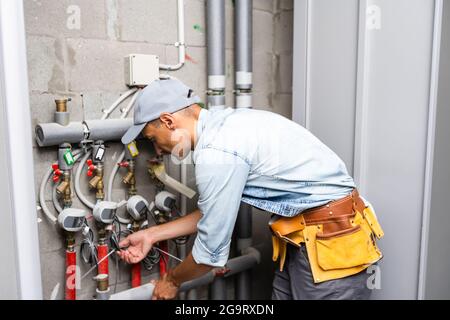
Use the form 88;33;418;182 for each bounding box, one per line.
25;0;293;300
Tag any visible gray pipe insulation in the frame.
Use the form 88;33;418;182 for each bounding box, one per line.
35;118;133;147
207;0;226;109
235;0;253;91
109;247;260;300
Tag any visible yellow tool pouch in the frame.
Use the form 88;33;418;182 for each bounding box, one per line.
270;192;384;283
315;224;380;271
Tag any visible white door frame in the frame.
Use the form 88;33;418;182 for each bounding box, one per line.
0;0;43;299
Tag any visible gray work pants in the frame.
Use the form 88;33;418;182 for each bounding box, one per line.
272;244;373;300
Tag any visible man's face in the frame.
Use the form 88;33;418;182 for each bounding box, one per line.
142;121;174;157
142;116;192;160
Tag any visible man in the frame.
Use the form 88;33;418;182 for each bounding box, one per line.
117;78;384;300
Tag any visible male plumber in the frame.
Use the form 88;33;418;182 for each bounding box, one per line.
117;78;384;300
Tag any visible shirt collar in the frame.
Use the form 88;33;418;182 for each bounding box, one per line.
195;108;208;147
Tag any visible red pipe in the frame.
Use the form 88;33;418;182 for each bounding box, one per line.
131;263;141;288
65;250;76;300
97;243;109;276
159;241;168;277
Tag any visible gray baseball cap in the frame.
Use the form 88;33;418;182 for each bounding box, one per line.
121;78;201;145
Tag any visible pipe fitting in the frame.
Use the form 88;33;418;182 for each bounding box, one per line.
95;274;109;292
55;98;70;113
88;175;101;190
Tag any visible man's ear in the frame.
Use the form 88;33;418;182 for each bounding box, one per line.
159;113;176;130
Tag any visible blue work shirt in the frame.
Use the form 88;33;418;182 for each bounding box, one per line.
191;107;355;267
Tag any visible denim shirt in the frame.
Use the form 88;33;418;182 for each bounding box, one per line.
191;107;355;267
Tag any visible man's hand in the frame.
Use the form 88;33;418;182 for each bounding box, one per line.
116;229;153;264
151;272;180;300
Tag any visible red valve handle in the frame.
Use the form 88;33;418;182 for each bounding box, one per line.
52;163;59;171
54;169;62;176
52;175;60;183
86;159;93;166
87;170;94;177
118;161;129;168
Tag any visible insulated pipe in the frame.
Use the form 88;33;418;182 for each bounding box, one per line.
235;203;253;299
131;263;141;288
35;122;85;147
109;247;260;300
36;118;133;147
83;119;133;142
207;0;226;109
235;0;253;92
234;0;254;300
65;249;76;300
159;241;169;277
97;243;109;294
97;244;109;276
159;0;186;71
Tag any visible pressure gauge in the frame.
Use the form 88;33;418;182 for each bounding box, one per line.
127;195;149;220
58;208;86;232
93;201;117;224
155;191;177;212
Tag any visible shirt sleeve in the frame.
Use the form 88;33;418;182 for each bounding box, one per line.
192;147;250;267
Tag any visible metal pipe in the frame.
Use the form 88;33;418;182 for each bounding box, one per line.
109;247;260;300
235;203;253;299
210;277;227;300
234;0;254;299
207;0;226;109
159;0;186;71
235;0;253;91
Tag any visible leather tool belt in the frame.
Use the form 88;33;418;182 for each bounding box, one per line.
269;189;384;283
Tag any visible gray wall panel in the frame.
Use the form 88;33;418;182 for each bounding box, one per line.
308;0;359;173
425;0;450;300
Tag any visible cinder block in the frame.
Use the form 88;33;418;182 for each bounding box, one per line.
253;52;274;95
253;10;274;54
279;0;294;11
274;9;293;54
165;45;207;102
272;93;292;119
37;204;65;253
253;91;272;109
40;250;66;300
26;36;62;92
253;0;275;12
276;53;293;93
24;0;107;40
185;0;207;47
118;0;177;44
66;39;165;92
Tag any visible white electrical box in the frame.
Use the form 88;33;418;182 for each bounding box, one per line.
124;54;160;87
